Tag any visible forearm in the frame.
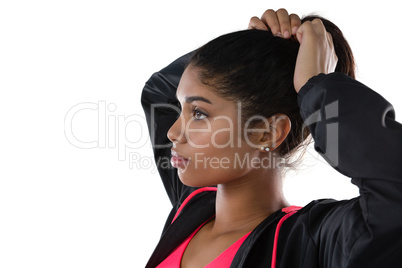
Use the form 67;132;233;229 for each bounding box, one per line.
298;72;402;181
141;51;195;205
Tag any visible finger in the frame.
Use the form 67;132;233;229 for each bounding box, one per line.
261;9;281;36
296;21;311;43
297;19;326;43
276;8;291;38
248;16;269;30
289;13;301;35
311;18;326;37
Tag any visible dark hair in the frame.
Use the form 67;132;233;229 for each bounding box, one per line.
188;15;355;167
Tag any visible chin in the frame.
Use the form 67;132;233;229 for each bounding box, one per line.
178;168;233;188
179;175;208;187
177;170;213;188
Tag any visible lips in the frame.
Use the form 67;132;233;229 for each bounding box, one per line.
171;149;190;169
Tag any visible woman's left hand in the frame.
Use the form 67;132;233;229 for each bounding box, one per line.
293;19;338;92
248;8;301;38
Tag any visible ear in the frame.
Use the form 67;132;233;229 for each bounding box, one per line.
253;114;291;151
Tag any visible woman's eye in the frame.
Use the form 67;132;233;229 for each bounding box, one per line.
193;109;207;120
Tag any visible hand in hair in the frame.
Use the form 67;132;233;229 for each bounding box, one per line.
248;8;341;93
248;8;301;38
294;19;338;92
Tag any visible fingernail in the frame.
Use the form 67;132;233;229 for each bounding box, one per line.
284;31;290;38
292;26;298;35
275;32;282;37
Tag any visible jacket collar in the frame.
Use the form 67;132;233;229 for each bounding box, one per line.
145;190;216;267
145;189;289;267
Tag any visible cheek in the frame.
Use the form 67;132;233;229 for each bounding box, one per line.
178;148;253;187
212;118;239;147
211;128;235;148
186;119;237;148
178;143;254;187
178;116;254;187
185;120;213;148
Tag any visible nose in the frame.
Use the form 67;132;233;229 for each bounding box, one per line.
167;114;186;144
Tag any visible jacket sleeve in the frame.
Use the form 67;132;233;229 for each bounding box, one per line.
141;52;198;206
298;73;402;267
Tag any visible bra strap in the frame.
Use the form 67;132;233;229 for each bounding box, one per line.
271;206;302;268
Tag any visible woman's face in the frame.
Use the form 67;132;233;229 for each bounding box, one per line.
167;66;271;187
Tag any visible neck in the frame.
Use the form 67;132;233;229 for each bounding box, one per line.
211;168;288;234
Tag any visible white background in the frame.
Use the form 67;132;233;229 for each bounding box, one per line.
1;0;401;267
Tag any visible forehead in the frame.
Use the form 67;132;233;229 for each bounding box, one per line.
176;66;216;101
176;66;239;118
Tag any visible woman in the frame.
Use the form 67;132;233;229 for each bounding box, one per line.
141;9;402;267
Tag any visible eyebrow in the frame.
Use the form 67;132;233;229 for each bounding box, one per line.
184;96;213;104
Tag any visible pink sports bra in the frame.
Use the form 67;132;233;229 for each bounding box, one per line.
156;216;251;267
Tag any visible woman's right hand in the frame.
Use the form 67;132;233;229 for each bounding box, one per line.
293;19;338;93
248;8;301;38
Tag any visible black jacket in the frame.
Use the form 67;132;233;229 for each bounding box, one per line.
141;52;402;267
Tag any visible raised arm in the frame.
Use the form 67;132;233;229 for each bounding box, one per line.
252;8;402;266
293;17;402;179
293;15;402;268
141;51;198;206
297;72;402;267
